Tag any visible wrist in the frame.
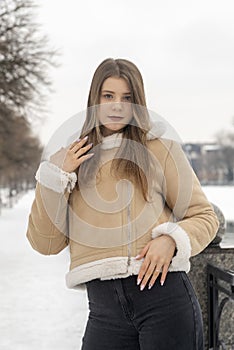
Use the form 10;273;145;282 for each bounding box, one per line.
161;234;176;247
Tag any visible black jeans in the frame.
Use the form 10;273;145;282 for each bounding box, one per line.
81;272;204;350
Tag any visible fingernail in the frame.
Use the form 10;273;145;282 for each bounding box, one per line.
84;136;88;140
137;278;141;286
87;153;94;157
89;143;93;146
77;138;81;142
160;280;164;286
148;284;152;290
140;284;145;291
135;255;140;259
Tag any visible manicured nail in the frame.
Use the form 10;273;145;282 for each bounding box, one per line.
84;136;88;140
87;153;94;157
148;284;152;290
135;255;140;259
77;138;81;142
137;278;141;285
140;284;145;291
89;143;93;147
160;280;164;286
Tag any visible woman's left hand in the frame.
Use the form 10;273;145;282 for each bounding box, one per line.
135;235;176;291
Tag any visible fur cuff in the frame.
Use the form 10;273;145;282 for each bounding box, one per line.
152;222;191;272
35;161;77;193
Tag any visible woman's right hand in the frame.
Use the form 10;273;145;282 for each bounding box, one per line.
49;136;94;173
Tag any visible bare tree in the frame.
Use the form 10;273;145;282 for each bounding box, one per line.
0;0;58;120
0;0;58;209
0;104;42;190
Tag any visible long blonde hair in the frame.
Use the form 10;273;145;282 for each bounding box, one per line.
79;58;152;201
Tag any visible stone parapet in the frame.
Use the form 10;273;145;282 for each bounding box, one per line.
189;246;234;350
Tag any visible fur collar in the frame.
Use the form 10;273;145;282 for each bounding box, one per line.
101;120;166;150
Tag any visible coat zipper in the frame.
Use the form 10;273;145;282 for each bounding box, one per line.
127;182;132;266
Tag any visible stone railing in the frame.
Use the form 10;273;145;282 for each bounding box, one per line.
189;247;234;349
207;263;234;349
188;203;234;350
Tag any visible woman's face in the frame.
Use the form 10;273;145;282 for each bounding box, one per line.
98;76;133;135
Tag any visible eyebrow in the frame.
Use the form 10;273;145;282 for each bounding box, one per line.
101;90;131;95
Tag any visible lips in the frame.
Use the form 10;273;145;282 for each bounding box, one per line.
108;116;124;121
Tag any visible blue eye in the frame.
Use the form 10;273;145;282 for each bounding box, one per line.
103;94;113;99
123;96;131;101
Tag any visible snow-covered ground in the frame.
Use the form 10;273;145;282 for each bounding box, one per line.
0;186;233;350
0;191;88;350
202;185;234;222
202;186;234;248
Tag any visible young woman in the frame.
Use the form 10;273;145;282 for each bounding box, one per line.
26;58;219;350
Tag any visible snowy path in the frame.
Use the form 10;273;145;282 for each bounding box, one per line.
0;191;88;350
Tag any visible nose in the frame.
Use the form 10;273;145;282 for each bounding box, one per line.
112;101;123;111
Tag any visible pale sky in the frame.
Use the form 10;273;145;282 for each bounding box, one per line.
35;0;234;145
